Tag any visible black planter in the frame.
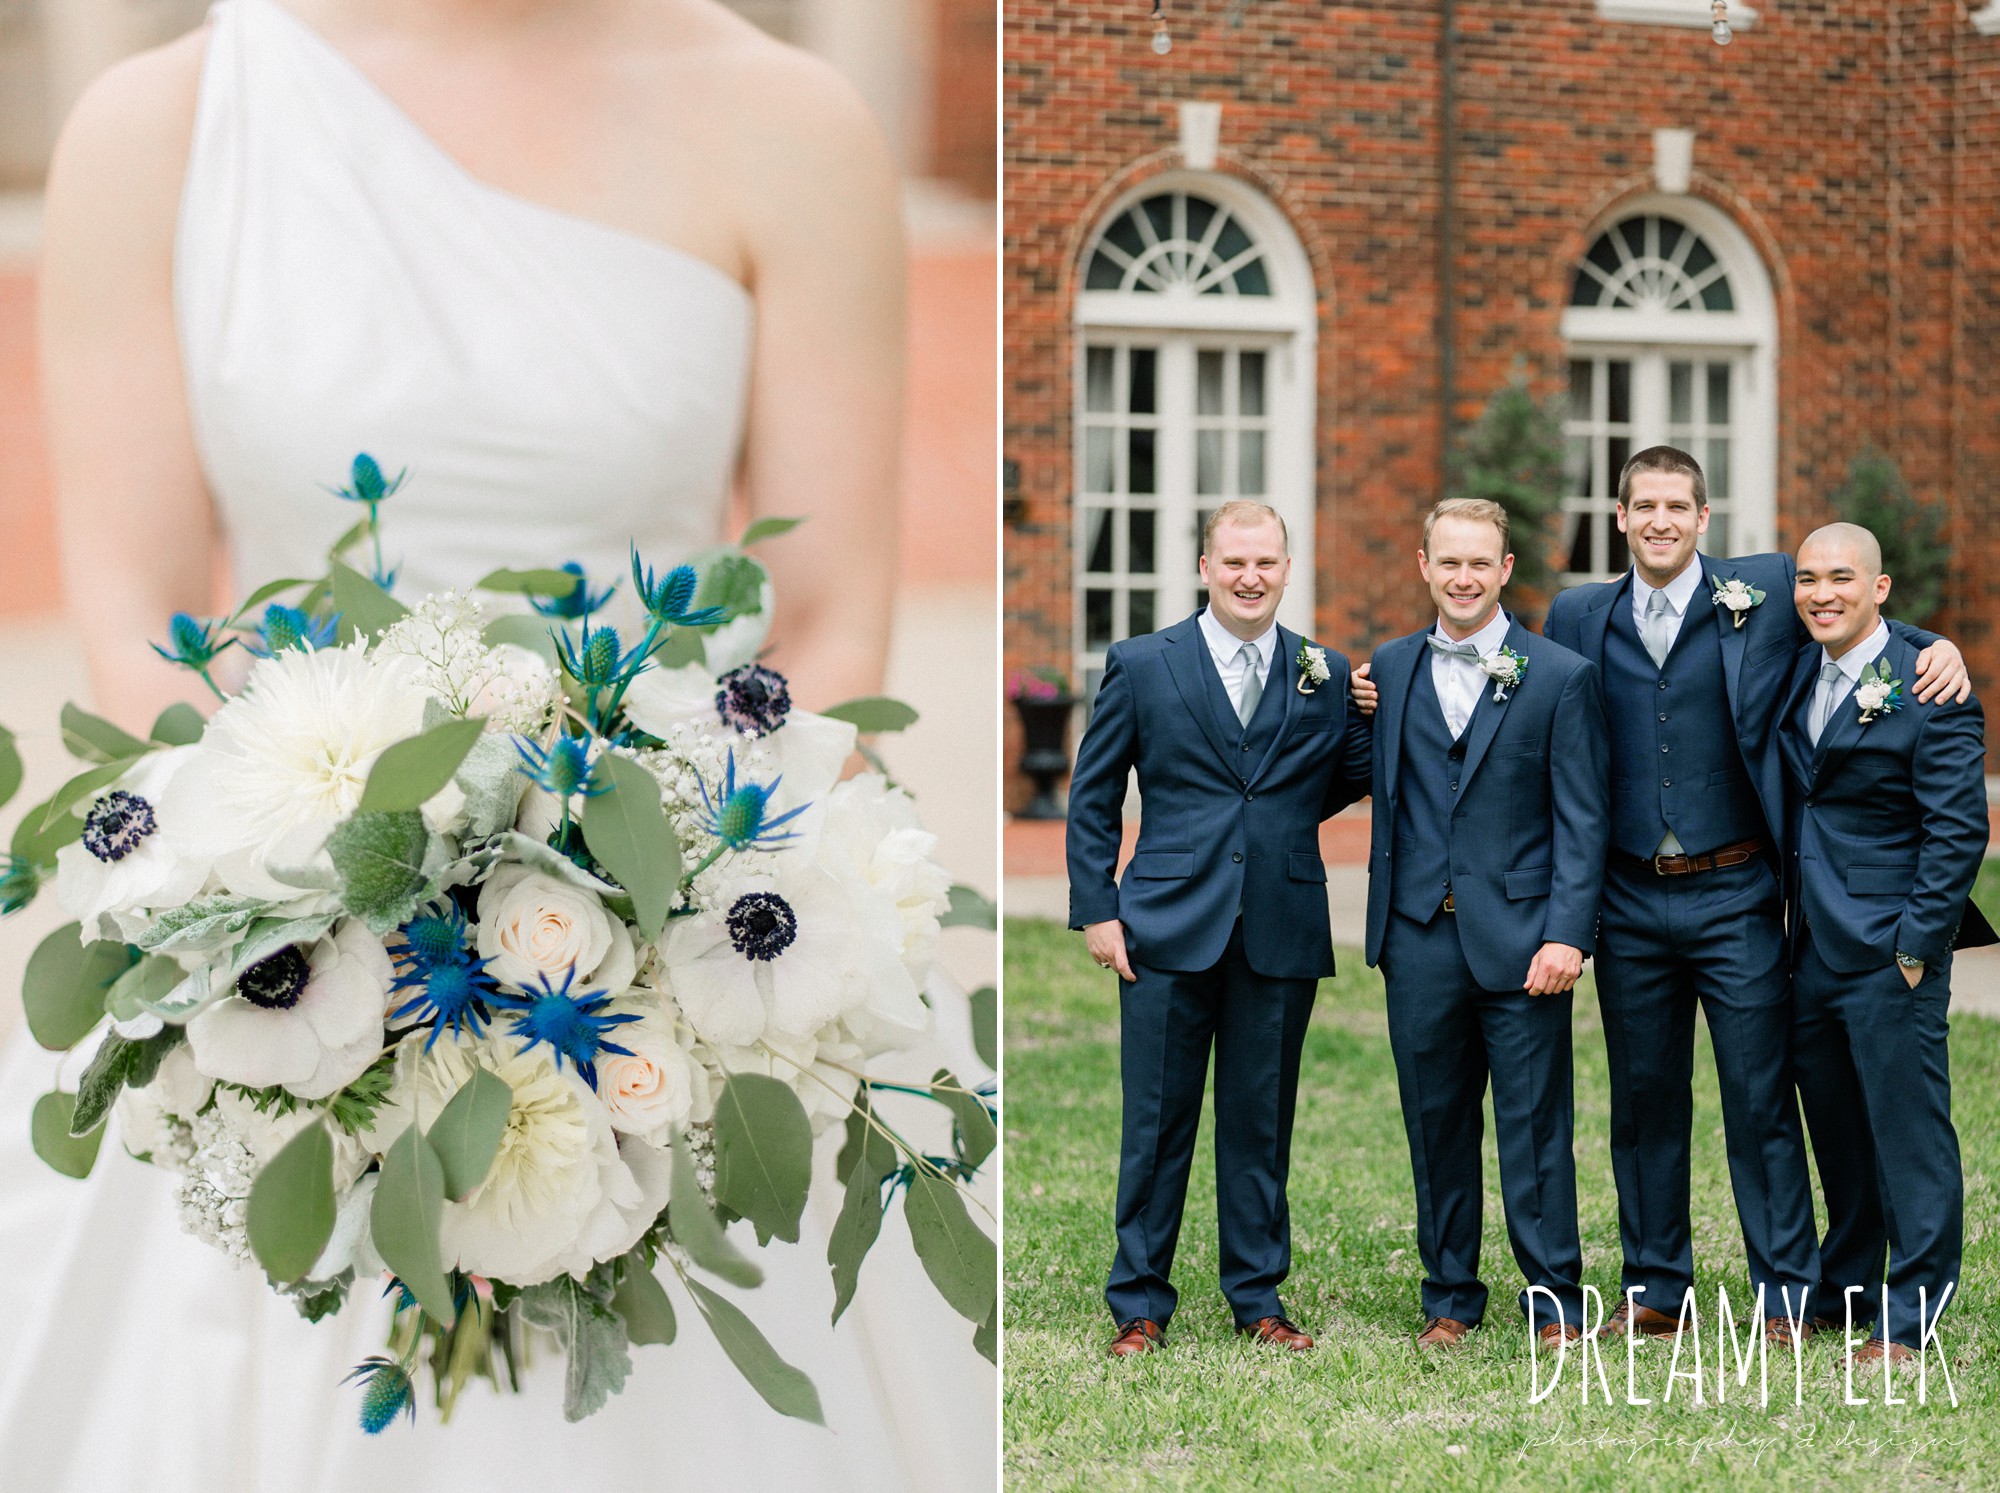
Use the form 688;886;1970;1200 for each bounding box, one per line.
1013;696;1075;820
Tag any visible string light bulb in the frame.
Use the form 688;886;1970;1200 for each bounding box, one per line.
1710;0;1732;45
1151;2;1172;54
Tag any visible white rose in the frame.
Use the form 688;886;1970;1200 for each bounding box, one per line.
595;996;704;1144
475;865;637;993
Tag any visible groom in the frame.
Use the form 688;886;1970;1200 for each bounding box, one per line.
1066;500;1372;1357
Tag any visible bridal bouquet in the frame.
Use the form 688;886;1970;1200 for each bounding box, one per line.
0;458;997;1430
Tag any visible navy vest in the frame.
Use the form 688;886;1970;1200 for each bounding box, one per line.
1390;655;1467;920
1603;589;1763;857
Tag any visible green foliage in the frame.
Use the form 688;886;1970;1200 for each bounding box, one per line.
1830;449;1949;627
32;1092;104;1178
325;1052;398;1136
429;1069;512;1200
827;1141;887;1326
59;702;154;764
226;915;338;983
610;1260;678;1347
372;1123;455;1323
23;924;134;1050
226;576;314;627
148;703;207;747
283;1273;352;1323
358;718;486;814
33;758;141;839
579;753;681;943
0;723;21;810
479;613;559;662
135;894;277;955
739;516;805;547
246;1121;337;1283
904;1174;997;1325
104;954;185;1024
970;985;997;1069
454;733;531;839
683;1276;825;1425
70;1027;183;1136
712;1073;814;1244
330;560;410;643
515;1275;633;1423
697;552;767;621
474;566;583;599
931;1069;997;1171
1451;373;1567;606
325;810;432;933
667;1130;761;1288
820;697;920;734
942;884;998;931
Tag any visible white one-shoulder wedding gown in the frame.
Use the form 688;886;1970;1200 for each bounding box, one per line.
0;2;993;1488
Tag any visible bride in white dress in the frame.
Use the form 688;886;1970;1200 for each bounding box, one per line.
3;0;991;1487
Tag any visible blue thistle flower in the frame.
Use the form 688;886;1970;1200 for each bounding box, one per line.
150;612;235;671
0;855;41;915
389;905;497;1051
492;965;640;1091
696;748;809;852
244;603;340;658
513;735;611;800
530;561;616;620
343;1356;415;1434
330;453;407;507
631;549;729;628
554;619;649;692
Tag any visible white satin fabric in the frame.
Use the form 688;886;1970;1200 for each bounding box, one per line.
0;1;993;1487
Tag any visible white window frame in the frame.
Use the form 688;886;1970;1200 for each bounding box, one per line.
1559;194;1777;582
1074;172;1317;698
1595;0;1758;30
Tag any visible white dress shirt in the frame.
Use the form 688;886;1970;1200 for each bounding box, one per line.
1428;607;1513;738
1811;619;1892;735
1630;559;1706;656
1198;607;1279;720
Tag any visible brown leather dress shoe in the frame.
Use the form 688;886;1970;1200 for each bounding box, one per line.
1239;1316;1315;1351
1415;1316;1473;1349
1106;1319;1165;1358
1538;1321;1584;1348
1765;1317;1813;1350
1854;1338;1916;1367
1596;1300;1681;1340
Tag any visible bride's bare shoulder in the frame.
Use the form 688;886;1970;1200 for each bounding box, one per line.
45;26;208;241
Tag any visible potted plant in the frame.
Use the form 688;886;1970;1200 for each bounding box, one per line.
1009;666;1074;819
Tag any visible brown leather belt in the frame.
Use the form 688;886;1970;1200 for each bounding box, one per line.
1627;837;1766;877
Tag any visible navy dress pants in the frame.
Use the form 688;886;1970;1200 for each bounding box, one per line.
1106;919;1317;1330
1594;856;1818;1319
1792;937;1962;1346
1381;910;1583;1332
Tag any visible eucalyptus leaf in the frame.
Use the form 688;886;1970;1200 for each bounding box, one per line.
612;1262;678;1347
59;703;154;765
903;1174;996;1324
712;1073;813;1245
357;718;486;815
0;723;21;810
818;697;920;734
739;516;804;547
475;567;583;599
480;614;559;662
430;1069;512;1201
23;925;134;1051
516;1276;632;1422
35;758;142;837
135;894;278;955
148;703;207;747
331;560;410;643
827;1149;885;1326
227;575;315;624
10;789;85;864
696;552;767;623
970;985;997;1070
683;1276;824;1424
246;1121;336;1283
325;810;431;933
667;1130;762;1288
941;884;998;931
931;1069;997;1171
104;954;186;1024
835;1093;898;1185
579;753;681;944
31;1092;103;1178
371;1123;455;1323
326;517;371;563
648;628;707;669
974;1304;997;1365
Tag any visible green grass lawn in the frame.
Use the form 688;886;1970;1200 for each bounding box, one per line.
1003;917;2000;1491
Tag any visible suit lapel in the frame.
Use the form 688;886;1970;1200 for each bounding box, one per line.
1456;616;1526;796
1702;556;1751;721
1247;625;1303;788
1162;614;1242;776
1577;574;1627;674
1380;633;1427;805
1814;635;1907;784
1777;648;1819;788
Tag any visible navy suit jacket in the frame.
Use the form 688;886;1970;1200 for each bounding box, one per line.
1065;611;1373;980
1778;630;1997;974
1546;551;1942;858
1363;618;1610;992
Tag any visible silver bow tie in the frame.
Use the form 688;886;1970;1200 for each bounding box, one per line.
1427;636;1482;660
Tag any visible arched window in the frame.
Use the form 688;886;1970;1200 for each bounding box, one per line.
1073;175;1316;703
1559;198;1777;584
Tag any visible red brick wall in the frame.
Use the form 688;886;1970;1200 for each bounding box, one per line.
1004;0;2000;801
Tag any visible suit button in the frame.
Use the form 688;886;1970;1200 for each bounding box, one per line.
1663;779;1672;788
1658;712;1668;722
1661;744;1670;753
1232;852;1244;863
1245;792;1255;801
1449;781;1459;791
1241;744;1252;752
1659;681;1669;691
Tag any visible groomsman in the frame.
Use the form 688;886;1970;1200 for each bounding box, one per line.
1066;500;1372;1357
1782;523;1993;1362
1363;498;1608;1348
1541;447;1967;1345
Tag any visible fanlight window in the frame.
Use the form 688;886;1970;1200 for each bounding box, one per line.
1084;192;1272;297
1570;214;1734;313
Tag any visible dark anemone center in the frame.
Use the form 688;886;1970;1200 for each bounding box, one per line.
82;790;158;864
238;945;312;1010
727;891;798;962
716;664;792;736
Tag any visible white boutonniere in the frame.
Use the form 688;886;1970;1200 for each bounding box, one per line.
1296;642;1330;695
1477;646;1529;702
1709;575;1766;630
1854;658;1904;724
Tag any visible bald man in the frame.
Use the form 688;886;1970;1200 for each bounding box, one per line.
1782;523;1995;1364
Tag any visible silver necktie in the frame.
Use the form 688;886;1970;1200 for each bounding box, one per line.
1808;659;1845;745
1236;642;1263;726
1641;588;1673;669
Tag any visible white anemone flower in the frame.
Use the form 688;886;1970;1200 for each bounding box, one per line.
160;645;433;900
186;920;392;1098
811;773;954;975
55;747;213;942
363;1031;668;1284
